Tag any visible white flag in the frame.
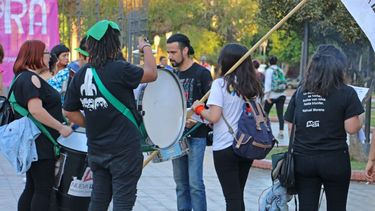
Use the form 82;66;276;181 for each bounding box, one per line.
341;0;375;52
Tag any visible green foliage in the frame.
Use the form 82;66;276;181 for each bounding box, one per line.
268;30;301;64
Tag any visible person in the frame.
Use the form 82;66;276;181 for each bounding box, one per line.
284;44;363;211
200;55;211;71
157;55;173;71
365;129;375;182
192;43;263;211
50;44;70;75
0;43;4;96
166;33;212;211
63;20;157;210
11;40;73;211
264;56;286;139
253;59;265;87
48;37;89;104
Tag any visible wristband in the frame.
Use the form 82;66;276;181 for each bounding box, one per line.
141;44;151;53
194;104;205;116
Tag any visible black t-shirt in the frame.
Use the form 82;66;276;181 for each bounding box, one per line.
284;85;364;155
177;63;213;138
64;60;144;154
12;71;64;159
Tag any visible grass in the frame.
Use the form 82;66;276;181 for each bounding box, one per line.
266;146;366;170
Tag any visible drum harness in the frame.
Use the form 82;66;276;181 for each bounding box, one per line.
8;74;61;156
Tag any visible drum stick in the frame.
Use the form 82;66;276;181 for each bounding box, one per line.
187;0;309;119
143;151;159;168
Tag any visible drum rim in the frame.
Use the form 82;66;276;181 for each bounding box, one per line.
137;69;187;149
57;131;88;153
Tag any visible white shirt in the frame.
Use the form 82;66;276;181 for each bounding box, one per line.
206;78;244;151
264;65;285;99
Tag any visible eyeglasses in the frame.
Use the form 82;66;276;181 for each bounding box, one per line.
44;52;50;55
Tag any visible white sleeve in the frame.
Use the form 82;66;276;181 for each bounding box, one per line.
264;68;273;97
207;79;223;108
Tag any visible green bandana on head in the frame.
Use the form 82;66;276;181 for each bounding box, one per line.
86;20;120;41
74;47;89;57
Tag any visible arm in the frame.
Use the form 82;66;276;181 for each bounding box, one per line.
366;129;375;182
344;115;362;134
63;110;85;127
191;101;222;124
138;37;157;83
28;98;72;137
200;105;222;124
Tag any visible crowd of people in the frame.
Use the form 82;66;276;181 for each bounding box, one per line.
0;19;374;211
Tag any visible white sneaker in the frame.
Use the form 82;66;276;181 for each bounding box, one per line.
277;131;284;140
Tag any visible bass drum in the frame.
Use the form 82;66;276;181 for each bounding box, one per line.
135;69;186;149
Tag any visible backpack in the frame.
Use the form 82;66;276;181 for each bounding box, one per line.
223;98;276;160
0;96;14;126
271;67;287;92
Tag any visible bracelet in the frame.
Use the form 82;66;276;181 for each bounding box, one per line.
194;105;205;116
141;44;151;53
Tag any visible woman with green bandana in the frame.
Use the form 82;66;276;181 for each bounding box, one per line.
63;20;157;211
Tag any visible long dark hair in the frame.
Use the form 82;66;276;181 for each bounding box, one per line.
218;43;263;99
87;27;121;68
302;44;346;97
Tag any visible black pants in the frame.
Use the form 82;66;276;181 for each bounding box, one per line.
264;95;286;131
18;159;55;211
295;150;351;211
213;146;253;211
88;148;143;211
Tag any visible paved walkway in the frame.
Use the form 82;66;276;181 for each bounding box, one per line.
1;148;375;211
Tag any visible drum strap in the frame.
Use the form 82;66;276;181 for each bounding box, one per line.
91;68;146;138
9;92;61;156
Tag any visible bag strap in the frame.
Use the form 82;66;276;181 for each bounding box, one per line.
91;68;145;136
9;74;60;156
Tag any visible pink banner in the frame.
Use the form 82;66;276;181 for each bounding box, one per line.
0;0;60;86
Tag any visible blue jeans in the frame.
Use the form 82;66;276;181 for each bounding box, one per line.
172;137;207;211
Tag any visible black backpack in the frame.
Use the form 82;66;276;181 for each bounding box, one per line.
0;96;14;126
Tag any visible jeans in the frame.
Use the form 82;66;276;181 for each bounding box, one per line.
295;150;351;211
264;95;286;131
88;147;143;211
18;159;55;211
172;137;207;211
213;146;253;211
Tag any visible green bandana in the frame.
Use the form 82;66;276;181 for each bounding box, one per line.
86;20;120;41
74;47;89;57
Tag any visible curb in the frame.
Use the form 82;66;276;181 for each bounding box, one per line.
252;160;367;182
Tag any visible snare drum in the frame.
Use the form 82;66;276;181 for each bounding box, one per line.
54;129;91;211
152;137;189;163
136;69;186;149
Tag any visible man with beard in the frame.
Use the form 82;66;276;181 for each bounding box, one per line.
166;33;212;211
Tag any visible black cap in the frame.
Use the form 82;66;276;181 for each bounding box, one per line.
51;44;70;58
167;33;195;55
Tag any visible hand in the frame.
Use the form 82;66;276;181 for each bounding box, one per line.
59;125;73;137
365;160;375;182
137;36;151;53
266;98;272;104
192;100;204;112
186;119;197;129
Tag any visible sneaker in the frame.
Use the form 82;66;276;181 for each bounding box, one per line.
277;131;284;140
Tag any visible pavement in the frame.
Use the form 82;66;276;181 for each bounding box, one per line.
1;127;375;211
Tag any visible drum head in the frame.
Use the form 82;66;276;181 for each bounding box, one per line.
140;69;186;149
57;129;88;153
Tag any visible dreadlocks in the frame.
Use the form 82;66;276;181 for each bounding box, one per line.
87;27;121;69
